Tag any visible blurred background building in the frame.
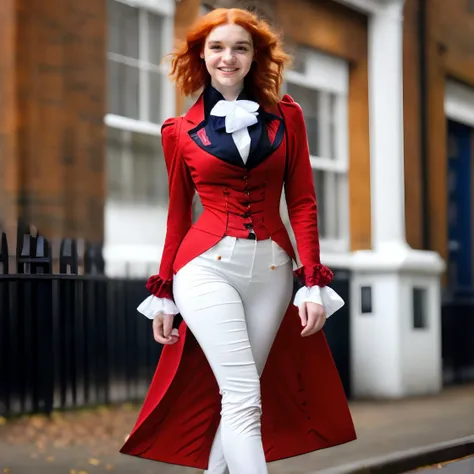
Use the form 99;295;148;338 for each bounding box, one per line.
0;0;473;399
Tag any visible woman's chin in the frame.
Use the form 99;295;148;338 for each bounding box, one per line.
214;76;242;88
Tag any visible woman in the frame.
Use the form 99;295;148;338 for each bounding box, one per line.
120;8;356;474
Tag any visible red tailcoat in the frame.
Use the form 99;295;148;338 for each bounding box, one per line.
120;92;356;469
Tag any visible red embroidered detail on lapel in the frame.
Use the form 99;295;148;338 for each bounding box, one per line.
197;128;211;146
267;119;279;144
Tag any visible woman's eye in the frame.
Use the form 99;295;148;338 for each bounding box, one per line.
210;45;222;51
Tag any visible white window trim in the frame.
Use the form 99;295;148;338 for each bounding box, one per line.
332;0;401;15
284;48;350;254
114;0;175;16
105;114;162;137
445;80;474;128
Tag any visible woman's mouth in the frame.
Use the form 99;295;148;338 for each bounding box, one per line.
218;67;238;73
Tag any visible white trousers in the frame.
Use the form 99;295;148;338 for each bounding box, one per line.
173;237;293;474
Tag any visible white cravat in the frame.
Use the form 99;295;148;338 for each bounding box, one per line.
210;99;259;164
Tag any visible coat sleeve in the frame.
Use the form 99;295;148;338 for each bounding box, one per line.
281;96;333;287
145;117;195;301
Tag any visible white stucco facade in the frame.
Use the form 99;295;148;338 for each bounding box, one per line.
340;0;445;398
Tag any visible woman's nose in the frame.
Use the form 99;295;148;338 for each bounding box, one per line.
222;49;235;62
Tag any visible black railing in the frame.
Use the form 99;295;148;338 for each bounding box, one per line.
0;225;162;418
0;223;352;417
442;292;474;385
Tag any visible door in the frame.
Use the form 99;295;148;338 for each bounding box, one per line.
447;120;473;292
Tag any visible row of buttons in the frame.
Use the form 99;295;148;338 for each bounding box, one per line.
242;174;254;239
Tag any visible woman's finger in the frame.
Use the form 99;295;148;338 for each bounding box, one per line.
163;314;174;339
301;305;316;336
298;303;308;328
153;315;180;345
301;303;327;337
153;317;165;343
315;311;326;333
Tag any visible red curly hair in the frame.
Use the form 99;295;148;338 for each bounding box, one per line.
169;8;291;109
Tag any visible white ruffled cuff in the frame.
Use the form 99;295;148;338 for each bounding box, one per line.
293;285;345;318
137;295;179;320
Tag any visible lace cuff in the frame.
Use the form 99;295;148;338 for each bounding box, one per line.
137;295;179;320
293;285;345;318
145;275;173;300
294;263;334;287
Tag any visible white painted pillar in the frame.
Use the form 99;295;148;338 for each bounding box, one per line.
368;1;408;252
349;0;445;398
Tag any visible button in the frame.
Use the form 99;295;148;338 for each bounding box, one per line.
242;201;250;206
270;265;275;270
247;232;256;240
216;255;222;260
244;223;253;229
243;175;248;180
244;189;250;196
242;212;250;218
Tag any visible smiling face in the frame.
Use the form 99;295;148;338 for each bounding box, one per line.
201;23;254;100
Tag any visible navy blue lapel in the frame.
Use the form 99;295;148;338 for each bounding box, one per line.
187;85;285;170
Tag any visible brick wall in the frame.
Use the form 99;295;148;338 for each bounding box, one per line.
0;0;106;245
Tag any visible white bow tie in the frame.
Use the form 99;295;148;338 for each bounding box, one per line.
210;99;259;134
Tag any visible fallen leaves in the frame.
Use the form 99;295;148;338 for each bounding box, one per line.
0;404;140;451
0;404;140;472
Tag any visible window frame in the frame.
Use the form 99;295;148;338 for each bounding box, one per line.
105;0;176;132
284;47;350;254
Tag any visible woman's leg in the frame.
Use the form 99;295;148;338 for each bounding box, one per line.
181;239;293;474
204;258;293;473
173;264;268;474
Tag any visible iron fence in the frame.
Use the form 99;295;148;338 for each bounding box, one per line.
0;223;352;418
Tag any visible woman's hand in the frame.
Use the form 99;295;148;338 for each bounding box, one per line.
153;313;180;344
299;302;326;337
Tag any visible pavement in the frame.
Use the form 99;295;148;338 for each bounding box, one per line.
406;456;474;473
0;383;473;474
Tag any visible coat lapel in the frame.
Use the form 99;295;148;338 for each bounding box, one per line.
184;87;285;170
245;110;285;170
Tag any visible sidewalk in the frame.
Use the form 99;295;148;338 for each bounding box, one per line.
407;456;474;473
0;384;473;474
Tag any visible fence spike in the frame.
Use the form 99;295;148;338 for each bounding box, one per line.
84;243;105;276
0;232;9;274
59;238;78;274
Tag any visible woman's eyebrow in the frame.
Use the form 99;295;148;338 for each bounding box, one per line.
207;40;252;46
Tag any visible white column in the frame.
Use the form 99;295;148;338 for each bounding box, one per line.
350;0;445;399
368;1;408;252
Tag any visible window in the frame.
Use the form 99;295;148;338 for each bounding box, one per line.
107;0;174;124
107;128;168;205
284;47;350;252
105;0;175;274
